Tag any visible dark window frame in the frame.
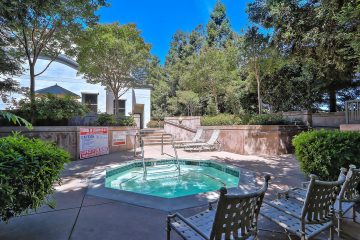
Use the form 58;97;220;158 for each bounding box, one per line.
113;99;126;115
82;93;98;113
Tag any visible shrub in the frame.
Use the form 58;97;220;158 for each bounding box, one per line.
248;114;290;125
292;130;360;181
95;113;135;126
17;95;89;125
201;114;243;126
200;113;290;126
0;133;71;221
147;120;164;128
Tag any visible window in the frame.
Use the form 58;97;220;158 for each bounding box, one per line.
113;100;126;115
82;93;98;113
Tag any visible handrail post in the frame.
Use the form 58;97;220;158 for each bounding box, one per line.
141;139;147;176
161;134;164;155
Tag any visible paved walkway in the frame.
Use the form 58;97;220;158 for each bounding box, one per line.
0;146;359;240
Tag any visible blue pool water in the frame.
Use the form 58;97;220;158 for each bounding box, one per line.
105;164;239;198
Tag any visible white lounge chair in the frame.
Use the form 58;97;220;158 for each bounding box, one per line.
184;130;221;151
167;175;271;240
261;173;346;240
173;129;204;148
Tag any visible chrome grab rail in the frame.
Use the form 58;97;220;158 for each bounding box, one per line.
140;138;147;175
161;133;180;174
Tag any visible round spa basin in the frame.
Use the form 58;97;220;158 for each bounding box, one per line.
105;160;241;198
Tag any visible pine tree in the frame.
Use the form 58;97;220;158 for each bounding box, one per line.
206;0;232;48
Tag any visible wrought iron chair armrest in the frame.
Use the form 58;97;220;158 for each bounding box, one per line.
264;200;302;220
167;213;209;240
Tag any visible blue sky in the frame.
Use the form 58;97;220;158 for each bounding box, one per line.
98;0;252;64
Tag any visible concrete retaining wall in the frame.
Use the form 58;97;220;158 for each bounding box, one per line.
340;124;360;132
164;116;201;141
0;126;138;160
282;111;346;128
202;125;307;155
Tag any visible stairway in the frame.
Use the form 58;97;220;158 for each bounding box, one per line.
140;128;173;146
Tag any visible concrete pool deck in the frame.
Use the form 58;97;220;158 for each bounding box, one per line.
0;146;359;240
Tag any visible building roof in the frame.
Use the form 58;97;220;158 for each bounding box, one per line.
35;84;80;98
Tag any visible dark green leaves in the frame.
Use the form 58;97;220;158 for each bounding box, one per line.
0;133;71;221
293;129;360;180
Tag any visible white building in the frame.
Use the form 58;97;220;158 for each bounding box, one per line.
0;55;152;128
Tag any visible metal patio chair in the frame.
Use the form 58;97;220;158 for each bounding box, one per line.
261;173;345;240
166;175;271;240
278;165;360;237
174;129;205;148
183;130;221;152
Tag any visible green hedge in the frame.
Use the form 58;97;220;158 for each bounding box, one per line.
0;133;71;221
292;130;360;180
147;120;164;128
95;113;135;126
201;114;244;126
17;95;89;125
201;113;290;126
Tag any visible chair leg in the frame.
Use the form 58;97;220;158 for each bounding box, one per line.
166;218;171;240
353;206;357;223
337;217;342;238
329;226;334;240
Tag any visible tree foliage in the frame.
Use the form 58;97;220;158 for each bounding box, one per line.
76;22;151;114
0;0;107;122
247;0;360;112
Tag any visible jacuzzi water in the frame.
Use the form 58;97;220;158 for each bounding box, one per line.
105;164;239;198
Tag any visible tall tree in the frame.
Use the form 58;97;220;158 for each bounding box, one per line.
247;0;360;112
181;48;234;113
243;26;270;114
0;0;107;122
206;0;232;48
76;23;151;114
176;90;200;116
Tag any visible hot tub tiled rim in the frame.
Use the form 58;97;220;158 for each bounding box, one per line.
105;159;242;178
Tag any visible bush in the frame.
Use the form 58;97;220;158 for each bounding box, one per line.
95;113;135;126
0;133;71;221
147;120;164;128
201;113;290;126
201;114;243;126
17;95;89;125
292;130;360;181
248;114;290;125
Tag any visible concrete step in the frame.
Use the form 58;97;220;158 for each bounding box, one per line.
141;136;172;140
140;128;165;133
143;142;172;146
143;139;171;143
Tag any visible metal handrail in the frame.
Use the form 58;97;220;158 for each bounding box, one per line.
161;133;180;174
141;138;147;175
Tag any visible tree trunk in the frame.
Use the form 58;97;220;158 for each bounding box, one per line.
254;59;262;114
29;63;36;124
213;94;219;114
114;94;119;115
257;76;262;114
329;89;337;112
